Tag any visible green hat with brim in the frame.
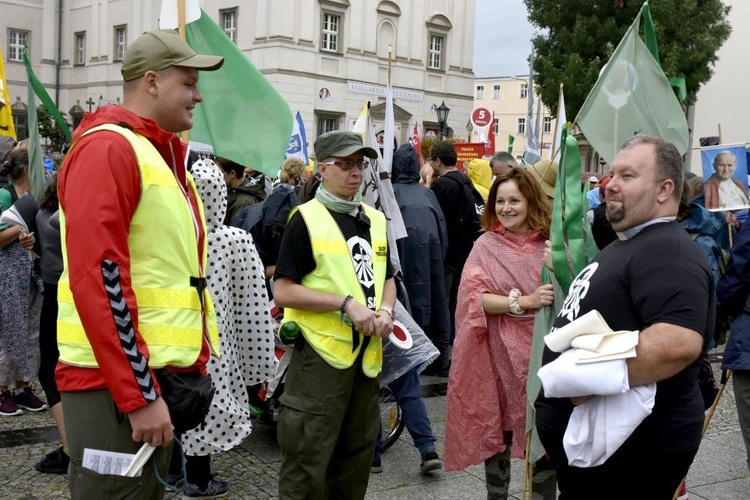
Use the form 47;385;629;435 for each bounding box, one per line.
121;30;224;82
314;131;378;162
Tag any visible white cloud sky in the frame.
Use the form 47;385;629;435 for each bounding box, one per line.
473;0;535;77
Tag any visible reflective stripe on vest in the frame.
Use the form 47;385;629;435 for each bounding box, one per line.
57;123;219;368
284;200;387;377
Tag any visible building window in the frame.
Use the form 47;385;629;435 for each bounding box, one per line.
493;85;501;99
475;85;484;99
520;83;528;99
316;114;339;137
114;26;127;62
221;8;238;44
543;116;552;134
428;34;444;70
74;32;85;66
493;118;499;135
8;30;29;61
517;117;526;135
321;12;341;53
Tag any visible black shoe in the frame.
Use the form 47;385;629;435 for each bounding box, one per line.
421;363;450;377
35;446;69;474
420;451;442;473
371;459;383;473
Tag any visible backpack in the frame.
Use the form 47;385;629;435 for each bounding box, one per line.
691;233;732;345
443;172;484;242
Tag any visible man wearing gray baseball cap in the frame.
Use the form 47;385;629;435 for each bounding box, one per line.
56;29;223;499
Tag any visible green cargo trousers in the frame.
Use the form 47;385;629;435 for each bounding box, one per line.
278;336;379;500
62;390;172;500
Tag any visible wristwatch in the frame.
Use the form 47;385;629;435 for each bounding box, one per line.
379;305;395;320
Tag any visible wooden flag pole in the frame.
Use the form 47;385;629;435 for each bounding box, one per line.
521;431;533;500
672;369;733;500
177;0;189;144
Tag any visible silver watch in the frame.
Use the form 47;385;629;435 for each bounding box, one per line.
379;305;395;320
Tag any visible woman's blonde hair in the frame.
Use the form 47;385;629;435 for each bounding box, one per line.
280;158;306;184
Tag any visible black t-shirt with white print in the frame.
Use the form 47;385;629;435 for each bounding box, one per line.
535;221;715;453
274;206;394;306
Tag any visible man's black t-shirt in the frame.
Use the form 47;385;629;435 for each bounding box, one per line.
274;206;394;296
430;170;478;268
535;221;715;453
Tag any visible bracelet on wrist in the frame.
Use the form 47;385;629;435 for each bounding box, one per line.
378;305;395;320
508;289;525;315
340;295;354;326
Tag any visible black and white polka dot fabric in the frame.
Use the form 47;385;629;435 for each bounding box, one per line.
182;159;275;456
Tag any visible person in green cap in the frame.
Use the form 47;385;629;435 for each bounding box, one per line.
56;29;223;499
273;130;397;499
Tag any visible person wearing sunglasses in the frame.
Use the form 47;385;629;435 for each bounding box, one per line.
273;131;397;499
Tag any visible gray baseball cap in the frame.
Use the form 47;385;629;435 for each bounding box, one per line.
314;131;378;162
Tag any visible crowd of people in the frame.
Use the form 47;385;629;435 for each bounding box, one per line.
2;28;750;500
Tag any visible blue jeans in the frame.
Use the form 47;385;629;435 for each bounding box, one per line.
375;365;436;460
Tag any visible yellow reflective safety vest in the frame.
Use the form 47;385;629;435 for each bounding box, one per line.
284;200;387;377
57;123;219;368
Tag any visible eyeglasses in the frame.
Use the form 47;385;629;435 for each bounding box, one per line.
321;160;365;171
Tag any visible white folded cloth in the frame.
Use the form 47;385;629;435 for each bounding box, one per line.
545;310;638;362
538;349;630;398
564;383;657;467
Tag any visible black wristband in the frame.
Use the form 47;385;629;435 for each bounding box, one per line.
340;295;354;326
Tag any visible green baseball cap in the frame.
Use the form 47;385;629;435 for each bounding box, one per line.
314;131;378;162
121;30;224;82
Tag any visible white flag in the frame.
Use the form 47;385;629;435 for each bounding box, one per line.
158;0;201;29
286;112;308;163
354;102;406;273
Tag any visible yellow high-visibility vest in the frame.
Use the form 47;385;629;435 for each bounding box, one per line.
284;199;387;377
57;123;219;368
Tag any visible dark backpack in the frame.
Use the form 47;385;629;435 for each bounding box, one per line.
443;173;484;242
690;233;732;345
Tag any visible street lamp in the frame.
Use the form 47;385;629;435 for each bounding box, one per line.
436;101;450;140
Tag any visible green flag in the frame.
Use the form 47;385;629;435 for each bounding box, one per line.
22;50;46;202
22;50;71;144
507;134;514;153
575;5;689;164
185;10;292;176
641;2;687;103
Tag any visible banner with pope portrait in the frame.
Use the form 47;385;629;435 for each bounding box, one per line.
701;144;750;212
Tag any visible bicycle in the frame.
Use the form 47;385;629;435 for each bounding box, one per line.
379;385;405;452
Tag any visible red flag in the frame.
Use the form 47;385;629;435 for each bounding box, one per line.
484;112;496;156
411;121;423;168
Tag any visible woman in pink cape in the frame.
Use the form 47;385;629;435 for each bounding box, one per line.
445;168;556;499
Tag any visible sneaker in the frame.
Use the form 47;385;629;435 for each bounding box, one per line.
182;479;229;498
420;451;442;474
0;390;22;416
371;459;383;474
13;387;48;412
35;446;69;474
165;474;184;489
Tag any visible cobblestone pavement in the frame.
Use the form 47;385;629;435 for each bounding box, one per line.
0;349;747;499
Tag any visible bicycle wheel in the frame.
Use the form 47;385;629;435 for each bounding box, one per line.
379;386;405;452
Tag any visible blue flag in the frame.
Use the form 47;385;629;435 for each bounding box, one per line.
286;111;308;163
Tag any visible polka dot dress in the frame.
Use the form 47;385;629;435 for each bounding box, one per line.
182;160;275;456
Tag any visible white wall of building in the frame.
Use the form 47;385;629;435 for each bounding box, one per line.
2;0;475;157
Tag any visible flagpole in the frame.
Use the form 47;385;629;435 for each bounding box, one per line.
177;0;189;144
550;83;563;159
387;45;392;86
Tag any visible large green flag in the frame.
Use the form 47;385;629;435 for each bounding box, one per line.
185;10;292;176
575;4;689;164
22;51;71;144
22;50;46;202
